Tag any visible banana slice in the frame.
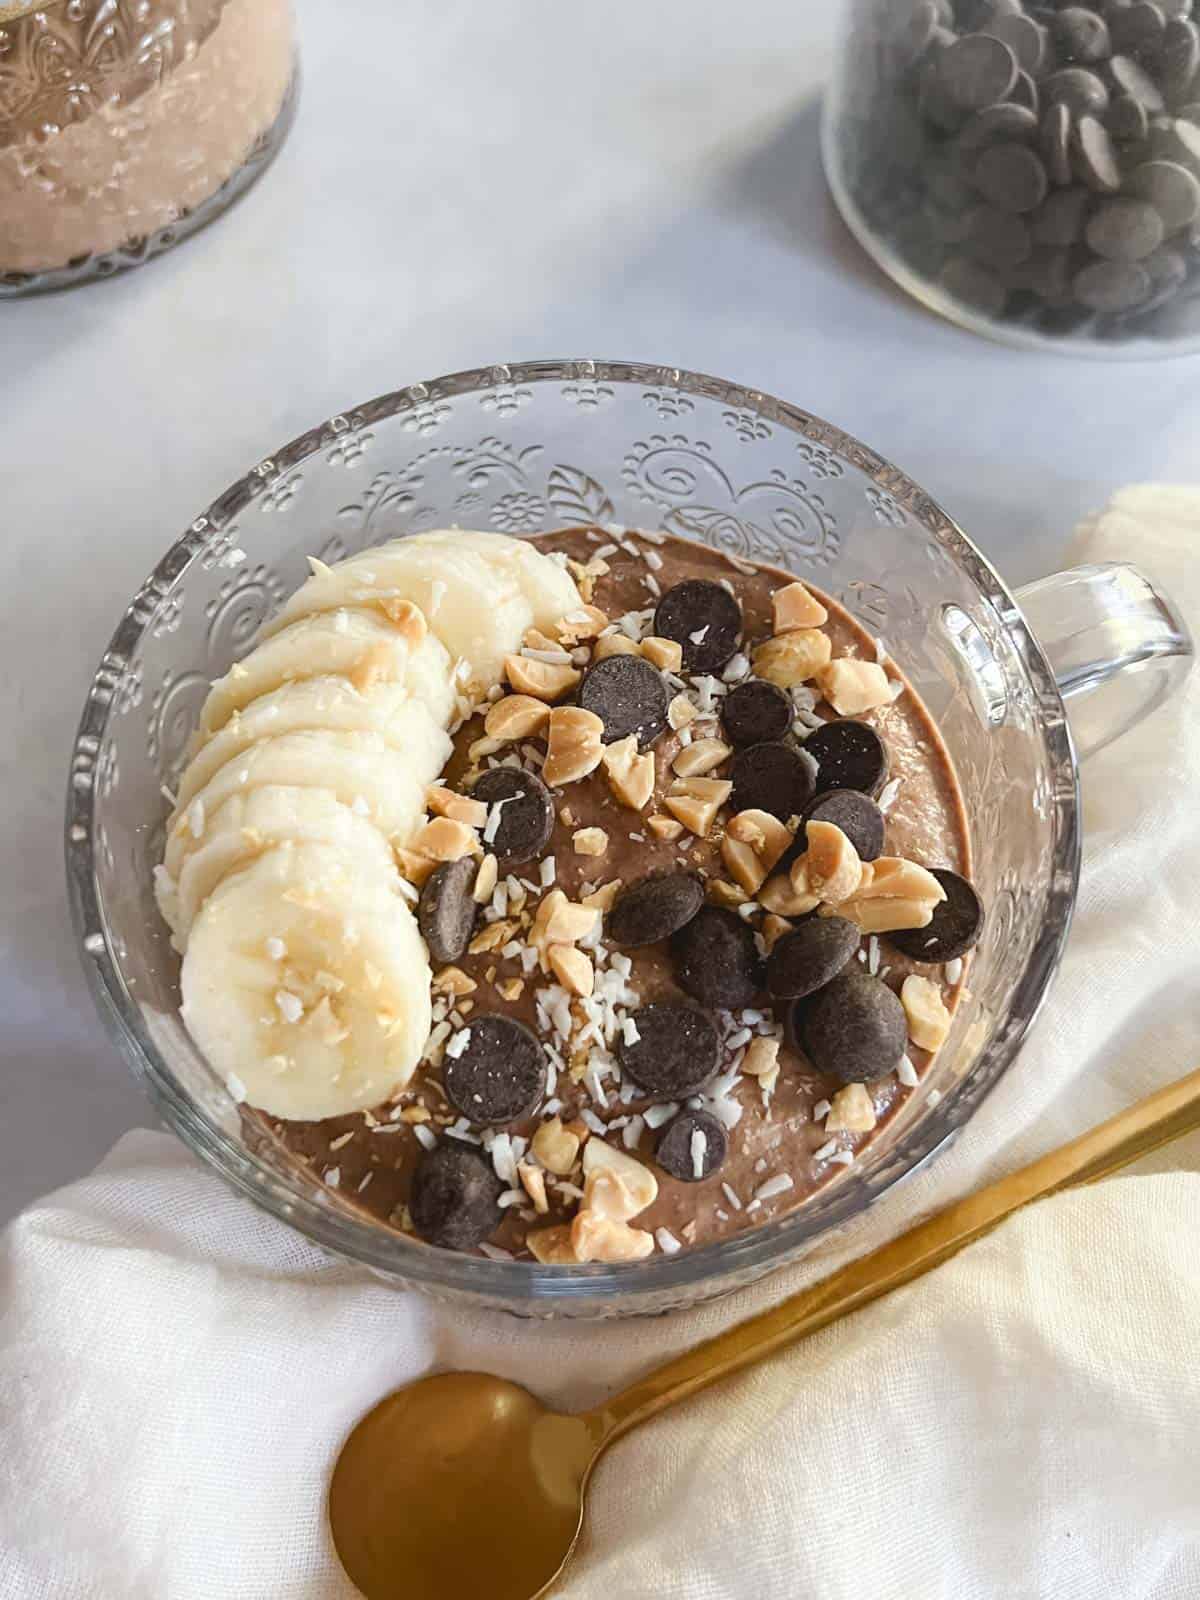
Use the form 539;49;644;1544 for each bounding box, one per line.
199;605;445;737
161;786;402;948
399;529;582;628
259;532;579;687
164;728;444;879
175;678;452;813
181;841;431;1120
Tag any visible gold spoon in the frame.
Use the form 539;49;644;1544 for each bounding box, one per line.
329;1066;1200;1600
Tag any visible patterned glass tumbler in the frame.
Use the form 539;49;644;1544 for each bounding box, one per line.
0;0;296;296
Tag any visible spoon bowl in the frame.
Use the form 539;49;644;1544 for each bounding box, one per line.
329;1372;600;1600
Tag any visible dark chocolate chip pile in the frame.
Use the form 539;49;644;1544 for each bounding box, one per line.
578;653;669;747
442;1014;547;1125
836;0;1200;344
655;1108;728;1181
617;1002;722;1098
418;857;478;965
653;579;743;672
472;767;554;866
889;867;985;961
606;870;705;947
409;1139;504;1250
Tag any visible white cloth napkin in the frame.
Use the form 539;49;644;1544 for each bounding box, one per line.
3;489;1198;1600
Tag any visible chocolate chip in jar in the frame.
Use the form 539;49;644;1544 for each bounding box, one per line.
721;678;794;748
655;1108;728;1182
408;1139;505;1250
730;740;818;823
606;870;705;948
803;719;890;798
442;1015;547;1126
577;653;669;747
799;971;909;1084
653;579;743;673
766;916;862;1001
670;905;763;1010
617;1002;722;1099
417;857;479;966
888;868;985;961
472;767;554;867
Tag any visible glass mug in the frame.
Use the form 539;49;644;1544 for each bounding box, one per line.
65;360;1194;1318
0;0;296;296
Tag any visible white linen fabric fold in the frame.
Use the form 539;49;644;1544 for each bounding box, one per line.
3;488;1197;1600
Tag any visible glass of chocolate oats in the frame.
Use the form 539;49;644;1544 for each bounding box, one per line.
67;360;1193;1316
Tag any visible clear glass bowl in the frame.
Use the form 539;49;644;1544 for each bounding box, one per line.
65;359;1194;1317
0;0;297;297
824;0;1200;358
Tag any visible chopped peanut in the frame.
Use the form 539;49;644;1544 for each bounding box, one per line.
581;879;621;912
664;776;731;838
543;896;600;946
472;853;499;903
497;976;525;1002
667;693;698;730
484;693;552;742
504;653;581;702
531;1115;580;1176
804;820;863;904
708;878;749;908
400;1105;432;1124
640;635;684;672
773;580;829;633
901;975;951;1051
602;734;655;811
432;965;476;997
582;1138;659;1217
548;944;594;997
647;813;685;841
396;848;437;887
543;705;605;786
753;629;832;688
554;604;608;645
759;864;820;917
826;1082;877;1133
426;785;488;828
836;856;945;933
517;1161;550;1214
721;835;768;895
761;913;793;952
818;658;892;716
592;633;640;661
526;1224;579;1264
672;737;732;778
573;826;608;857
468;919;516;954
742;1036;781;1078
569;1212;655;1263
410;816;479;862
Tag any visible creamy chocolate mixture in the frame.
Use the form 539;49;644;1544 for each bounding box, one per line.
245;528;972;1260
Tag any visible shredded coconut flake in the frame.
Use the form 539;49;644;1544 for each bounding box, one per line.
539;856;556;887
413;1123;437;1151
720;1181;743;1211
813;1098;832;1121
275;989;303;1024
690;1128;707;1179
444;1028;472;1060
877;777;902;814
813;1139;839;1161
896;1054;919;1088
754;1173;794;1202
643;1101;679;1130
265;937;287;961
656;1227;682;1255
944;957;964;985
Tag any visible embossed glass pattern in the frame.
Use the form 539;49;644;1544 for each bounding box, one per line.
0;0;296;295
67;360;1089;1317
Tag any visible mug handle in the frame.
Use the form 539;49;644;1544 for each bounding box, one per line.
1014;563;1194;761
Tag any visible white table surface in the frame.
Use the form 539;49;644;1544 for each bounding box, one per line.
2;0;1198;1228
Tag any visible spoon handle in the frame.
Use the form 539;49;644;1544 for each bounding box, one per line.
590;1066;1200;1444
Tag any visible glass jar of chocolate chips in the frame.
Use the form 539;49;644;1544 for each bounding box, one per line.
824;0;1200;354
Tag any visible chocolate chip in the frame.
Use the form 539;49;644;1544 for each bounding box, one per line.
982;12;1049;73
607;870;704;947
1040;101;1076;184
578;653;669;747
1158;115;1200;169
801;788;886;862
940;254;1011;313
1075;254;1153;303
1046;65;1112;116
800;972;909;1084
1051;6;1112;63
1072;112;1124;187
617;1002;722;1098
1086;192;1167;253
964;203;1033;265
889;868;985;961
670;905;763;1009
937;33;1020;111
804;719;890;798
1107;91;1152;139
417;857;479;966
1108;52;1167;110
959;102;1040;153
766;916;861;1001
891;0;941;69
974;141;1050;210
1011;68;1042;115
1163;18;1200;97
722;677;794;747
442;1014;547;1126
1128;155;1200;221
730;740;818;822
655;1108;728;1182
1109;1;1168;60
472;768;554;867
1031;183;1092;242
653;579;742;673
408;1139;504;1250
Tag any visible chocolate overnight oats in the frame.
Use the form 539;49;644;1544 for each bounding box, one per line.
156;527;983;1266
